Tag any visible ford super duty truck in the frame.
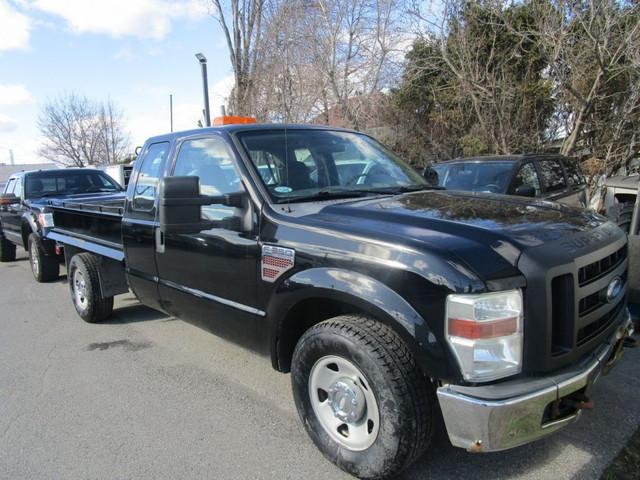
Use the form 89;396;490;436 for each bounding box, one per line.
38;120;634;479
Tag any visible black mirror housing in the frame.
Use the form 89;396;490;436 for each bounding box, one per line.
515;185;536;198
159;176;213;234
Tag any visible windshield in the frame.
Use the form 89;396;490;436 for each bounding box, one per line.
432;161;514;193
236;129;429;201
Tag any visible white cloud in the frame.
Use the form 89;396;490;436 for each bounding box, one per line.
209;74;233;109
32;0;206;40
0;84;35;106
0;1;32;51
113;44;137;61
0;114;19;133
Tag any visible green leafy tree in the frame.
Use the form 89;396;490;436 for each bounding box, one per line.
517;0;640;177
393;0;554;165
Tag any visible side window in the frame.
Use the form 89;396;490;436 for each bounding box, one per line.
563;158;586;187
132;142;169;211
514;163;541;196
4;177;17;195
12;178;22;198
538;160;567;193
173;137;240;222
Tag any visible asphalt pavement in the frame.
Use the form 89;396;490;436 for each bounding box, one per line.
1;249;639;480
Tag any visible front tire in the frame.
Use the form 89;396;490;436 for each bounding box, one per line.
0;235;16;262
28;233;59;282
607;202;635;233
68;253;113;323
291;315;433;479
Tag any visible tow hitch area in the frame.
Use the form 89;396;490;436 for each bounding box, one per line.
561;391;594;411
603;320;635;374
545;388;594;424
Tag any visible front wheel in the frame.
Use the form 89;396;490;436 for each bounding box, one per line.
28;233;60;282
68;253;113;323
291;315;434;479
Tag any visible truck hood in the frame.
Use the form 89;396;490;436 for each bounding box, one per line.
302;190;610;278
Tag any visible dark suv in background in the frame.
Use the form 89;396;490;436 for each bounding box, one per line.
430;154;589;207
0;168;123;281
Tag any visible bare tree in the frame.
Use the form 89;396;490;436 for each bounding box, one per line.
37;92;130;167
206;0;408;128
305;0;407;129
205;0;265;116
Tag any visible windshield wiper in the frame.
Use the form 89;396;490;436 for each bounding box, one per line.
34;192;69;198
276;188;367;203
398;184;444;192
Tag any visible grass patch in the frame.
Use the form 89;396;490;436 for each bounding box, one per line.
601;424;640;480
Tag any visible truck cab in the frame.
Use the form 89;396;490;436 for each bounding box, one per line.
44;122;634;479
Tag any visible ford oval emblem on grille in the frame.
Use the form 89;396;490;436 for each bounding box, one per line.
606;277;622;303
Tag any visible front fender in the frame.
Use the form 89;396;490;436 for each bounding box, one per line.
21;211;39;248
267;267;451;378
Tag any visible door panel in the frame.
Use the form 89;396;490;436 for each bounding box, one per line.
122;141;170;311
155;135;260;349
1;177;24;245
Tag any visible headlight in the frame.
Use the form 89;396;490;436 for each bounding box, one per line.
38;212;54;228
446;289;523;382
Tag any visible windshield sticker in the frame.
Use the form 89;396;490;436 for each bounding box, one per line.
262;245;295;282
274;186;293;193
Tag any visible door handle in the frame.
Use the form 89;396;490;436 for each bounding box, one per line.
155;227;165;253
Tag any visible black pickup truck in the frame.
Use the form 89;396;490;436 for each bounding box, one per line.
0;168;123;281
39;122;633;479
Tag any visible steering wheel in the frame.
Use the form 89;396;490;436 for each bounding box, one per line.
347;167;388;186
482;184;501;193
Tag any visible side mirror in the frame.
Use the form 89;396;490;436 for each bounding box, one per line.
515;185;536;198
159;176;213;234
159;176;249;234
0;193;18;205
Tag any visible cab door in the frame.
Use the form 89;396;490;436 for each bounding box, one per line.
122;141;170;312
154;135;261;350
0;176;24;246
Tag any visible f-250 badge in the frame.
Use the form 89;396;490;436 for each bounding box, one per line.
261;245;295;282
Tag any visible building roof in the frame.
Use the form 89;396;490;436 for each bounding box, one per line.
0;163;59;189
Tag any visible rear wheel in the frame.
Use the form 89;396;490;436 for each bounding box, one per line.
68;253;113;323
291;315;434;479
0;236;16;262
607;202;635;233
28;233;59;282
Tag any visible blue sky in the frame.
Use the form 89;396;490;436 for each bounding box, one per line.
0;0;234;165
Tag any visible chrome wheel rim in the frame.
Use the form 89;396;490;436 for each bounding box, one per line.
29;241;39;277
309;355;379;451
72;268;88;311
